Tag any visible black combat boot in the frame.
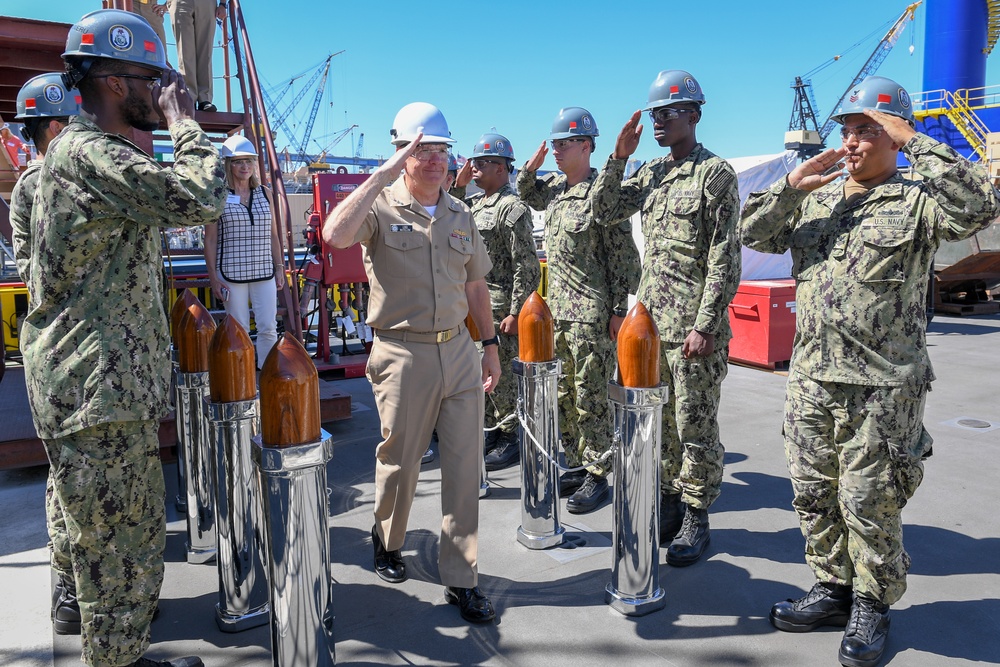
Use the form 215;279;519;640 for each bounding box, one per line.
130;657;203;667
659;492;684;545
52;578;81;636
666;505;710;566
566;472;609;514
484;429;520;471
838;596;890;667
770;581;853;632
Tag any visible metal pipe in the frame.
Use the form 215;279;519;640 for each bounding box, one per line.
176;370;217;564
605;381;665;616
252;432;335;667
206;398;270;632
514;358;564;549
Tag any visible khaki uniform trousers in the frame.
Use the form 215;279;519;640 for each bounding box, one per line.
170;0;216;104
132;0;168;49
367;332;484;589
43;420;165;667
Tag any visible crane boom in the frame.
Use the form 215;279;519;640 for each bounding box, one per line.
817;2;921;141
294;60;332;162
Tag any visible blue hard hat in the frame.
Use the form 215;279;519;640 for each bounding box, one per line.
549;107;599;141
830;75;914;124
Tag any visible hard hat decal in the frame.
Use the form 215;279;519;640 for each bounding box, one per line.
569;121;577;129
582;116;592;130
81;33;95;46
25;99;36;109
74;95;82;104
670;85;680;94
43;84;64;103
484;143;491;150
898;89;911;109
849;89;861;103
684;77;698;94
109;25;133;51
144;40;157;53
496;141;504;151
877;93;892;104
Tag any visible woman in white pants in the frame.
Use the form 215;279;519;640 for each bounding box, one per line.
205;135;285;368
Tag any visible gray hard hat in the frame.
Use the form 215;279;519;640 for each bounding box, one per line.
830;75;914;124
549;107;599;141
15;73;82;120
62;9;167;87
645;69;705;109
472;132;515;161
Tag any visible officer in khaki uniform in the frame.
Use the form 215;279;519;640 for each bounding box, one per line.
170;0;227;111
323;102;499;624
131;0;168;48
741;75;1000;667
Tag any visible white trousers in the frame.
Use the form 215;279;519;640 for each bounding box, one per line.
219;278;278;369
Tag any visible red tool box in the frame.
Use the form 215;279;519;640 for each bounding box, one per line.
727;279;796;369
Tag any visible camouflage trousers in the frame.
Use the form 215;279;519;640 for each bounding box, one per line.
42;420;165;667
554;319;614;476
483;318;519;434
45;468;73;586
659;342;728;508
783;372;930;606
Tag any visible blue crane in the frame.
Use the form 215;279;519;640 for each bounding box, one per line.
293;58;333;166
786;2;920;158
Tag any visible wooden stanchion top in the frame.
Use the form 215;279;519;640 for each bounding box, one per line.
208;315;257;403
517;291;555;363
176;298;217;373
617;302;660;388
259;334;321;447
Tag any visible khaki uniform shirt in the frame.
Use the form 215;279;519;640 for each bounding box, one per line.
740;134;1000;386
592;145;742;344
23;117;226;439
462;182;540;318
517;167;640;324
10;159;43;285
354;177;492;331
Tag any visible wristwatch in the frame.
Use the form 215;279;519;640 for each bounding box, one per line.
481;336;499;347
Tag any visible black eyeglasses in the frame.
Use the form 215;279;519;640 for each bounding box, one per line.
471;158;503;168
648;107;694;124
92;74;160;90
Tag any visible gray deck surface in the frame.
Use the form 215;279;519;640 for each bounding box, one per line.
2;312;998;666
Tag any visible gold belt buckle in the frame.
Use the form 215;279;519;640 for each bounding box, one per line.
436;328;453;343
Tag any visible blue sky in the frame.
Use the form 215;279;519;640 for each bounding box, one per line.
8;1;1000;168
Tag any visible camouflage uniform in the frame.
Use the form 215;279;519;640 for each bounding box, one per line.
592;145;741;508
10;160;74;588
518;167;640;475
10;159;42;284
740;134;1000;605
458;182;540;433
23;116;226;665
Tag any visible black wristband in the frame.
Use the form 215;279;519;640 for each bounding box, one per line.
481;336;499;347
613;307;628;317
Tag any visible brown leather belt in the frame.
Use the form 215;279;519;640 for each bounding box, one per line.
374;323;464;344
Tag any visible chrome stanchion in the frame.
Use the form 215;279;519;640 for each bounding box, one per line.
176;370;216;564
206;397;270;632
252;431;335;667
514;357;564;549
605;380;666;616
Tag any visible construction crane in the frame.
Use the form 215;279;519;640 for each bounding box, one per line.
264;51;343;145
786;2;921;158
293;58;334;167
309;125;358;167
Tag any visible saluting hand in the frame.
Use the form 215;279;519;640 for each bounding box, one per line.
155;68;195;126
455;158;474;188
379;132;424;178
787;147;847;192
524;141;548;172
613;110;643;160
864;109;917;148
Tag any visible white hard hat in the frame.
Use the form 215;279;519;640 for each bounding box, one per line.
390;102;454;146
220;135;258;158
